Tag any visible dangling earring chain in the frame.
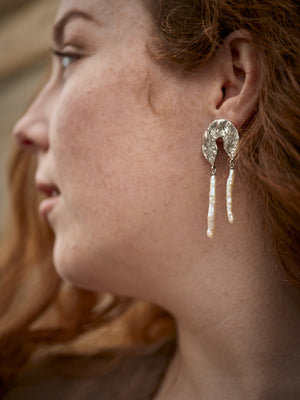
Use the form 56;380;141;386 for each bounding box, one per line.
202;119;239;238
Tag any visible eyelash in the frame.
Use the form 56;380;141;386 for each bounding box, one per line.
50;48;80;69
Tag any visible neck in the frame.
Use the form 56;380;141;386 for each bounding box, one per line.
160;289;300;400
155;213;300;399
157;275;300;399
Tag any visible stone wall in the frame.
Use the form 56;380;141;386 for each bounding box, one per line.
0;0;60;235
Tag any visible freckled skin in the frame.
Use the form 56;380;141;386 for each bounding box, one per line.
14;0;216;301
14;3;300;399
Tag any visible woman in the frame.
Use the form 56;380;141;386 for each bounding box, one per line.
1;0;300;398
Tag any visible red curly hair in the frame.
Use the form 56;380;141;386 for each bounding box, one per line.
1;0;299;397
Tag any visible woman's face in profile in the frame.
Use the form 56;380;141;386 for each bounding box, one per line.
14;0;213;298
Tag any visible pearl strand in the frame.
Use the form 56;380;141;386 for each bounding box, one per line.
207;170;216;238
226;165;235;224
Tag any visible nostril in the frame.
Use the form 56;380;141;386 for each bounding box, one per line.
22;139;34;146
12;119;49;153
15;135;38;153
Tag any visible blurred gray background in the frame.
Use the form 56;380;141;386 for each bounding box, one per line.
0;0;60;236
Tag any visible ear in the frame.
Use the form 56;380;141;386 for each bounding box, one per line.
212;31;262;127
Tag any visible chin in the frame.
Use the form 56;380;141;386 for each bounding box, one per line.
52;236;119;293
52;237;90;288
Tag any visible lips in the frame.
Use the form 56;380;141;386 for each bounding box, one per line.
36;182;60;197
35;181;61;219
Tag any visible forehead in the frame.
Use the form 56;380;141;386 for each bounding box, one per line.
55;0;144;23
56;0;104;19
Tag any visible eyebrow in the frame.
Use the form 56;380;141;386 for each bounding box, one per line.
53;10;95;46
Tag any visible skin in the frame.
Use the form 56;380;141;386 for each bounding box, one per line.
13;0;300;399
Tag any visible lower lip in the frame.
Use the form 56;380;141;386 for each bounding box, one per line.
39;196;60;219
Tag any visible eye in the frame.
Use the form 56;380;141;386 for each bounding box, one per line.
50;48;79;69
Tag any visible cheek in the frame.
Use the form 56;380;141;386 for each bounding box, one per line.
48;60;206;286
56;65;200;206
50;67;162;232
52;58;152;166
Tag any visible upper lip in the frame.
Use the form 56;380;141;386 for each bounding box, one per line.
35;181;60;197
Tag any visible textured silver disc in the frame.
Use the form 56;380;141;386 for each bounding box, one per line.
202;119;239;166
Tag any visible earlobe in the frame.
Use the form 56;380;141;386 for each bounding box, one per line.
215;30;262;128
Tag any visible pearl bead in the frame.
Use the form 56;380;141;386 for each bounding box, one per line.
207;174;216;238
226;168;235;224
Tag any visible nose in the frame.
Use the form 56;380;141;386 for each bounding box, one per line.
12;84;52;153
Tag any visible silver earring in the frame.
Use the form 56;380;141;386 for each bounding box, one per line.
202;119;239;238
